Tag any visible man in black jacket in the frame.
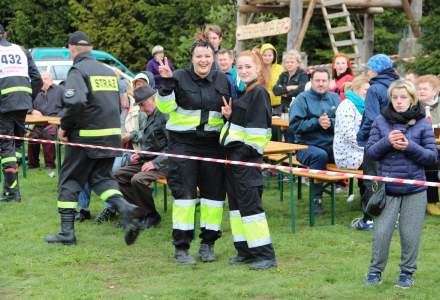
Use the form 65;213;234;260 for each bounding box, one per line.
113;85;168;229
0;23;42;202
45;31;140;246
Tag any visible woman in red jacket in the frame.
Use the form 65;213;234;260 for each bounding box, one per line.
329;53;354;100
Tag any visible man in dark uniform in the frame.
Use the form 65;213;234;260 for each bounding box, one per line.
46;31;140;245
0;23;42;202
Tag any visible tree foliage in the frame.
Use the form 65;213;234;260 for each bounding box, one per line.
1;0;437;74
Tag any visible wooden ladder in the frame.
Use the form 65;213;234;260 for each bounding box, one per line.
320;0;360;64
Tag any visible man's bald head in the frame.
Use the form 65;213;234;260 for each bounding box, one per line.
41;72;53;91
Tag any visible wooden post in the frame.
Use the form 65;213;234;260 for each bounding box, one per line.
294;0;317;50
287;0;303;50
363;13;374;63
401;0;421;37
235;0;247;53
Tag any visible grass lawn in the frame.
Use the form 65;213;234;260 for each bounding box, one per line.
0;168;439;299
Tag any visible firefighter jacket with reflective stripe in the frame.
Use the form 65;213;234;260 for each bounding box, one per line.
220;85;272;155
61;51;121;158
0;38;42;113
157;67;231;145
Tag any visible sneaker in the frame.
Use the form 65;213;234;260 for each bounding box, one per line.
394;272;414;289
313;198;324;215
75;209;91;222
364;272;382;286
95;207;116;224
351;218;374;230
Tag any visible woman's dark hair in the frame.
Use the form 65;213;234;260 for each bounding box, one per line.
190;39;215;56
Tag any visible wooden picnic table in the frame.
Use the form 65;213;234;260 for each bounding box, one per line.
264;141;308;233
271;117;289;129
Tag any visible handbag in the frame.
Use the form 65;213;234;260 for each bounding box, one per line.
365;180;386;217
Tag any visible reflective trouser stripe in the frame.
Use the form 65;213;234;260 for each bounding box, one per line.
100;189;122;201
230;210;246;242
79;128;121;137
15;152;23;159
242;212;272;248
172;199;196;230
57;201;78;209
0;86;32;95
1;157;17;165
200;198;224;231
156;92;177;113
10;180;17;189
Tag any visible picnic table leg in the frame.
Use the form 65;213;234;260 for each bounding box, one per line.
288;153;296;233
331;183;336;225
309;178;315;227
20;146;27;178
163;184;168;212
298;176;302;200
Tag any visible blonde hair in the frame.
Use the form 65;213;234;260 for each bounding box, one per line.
416;75;440;92
282;49;302;65
388;79;419;106
345;74;369;93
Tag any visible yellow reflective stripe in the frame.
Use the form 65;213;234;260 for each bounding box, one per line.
222;123;271;154
229;210;246;242
166;110;201;131
200;198;224;231
10;180;17;189
15;152;22;159
79;128;121;137
0;86;32;95
89;76;118;92
1;157;17;164
100;189;122;201
242;213;272;248
172;199;196;230
57;201;78;209
205;111;224;132
156;92;177;113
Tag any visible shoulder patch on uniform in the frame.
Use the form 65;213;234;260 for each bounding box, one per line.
64;89;75;98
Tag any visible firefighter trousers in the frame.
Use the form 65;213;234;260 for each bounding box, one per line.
225;145;276;261
167;141;226;250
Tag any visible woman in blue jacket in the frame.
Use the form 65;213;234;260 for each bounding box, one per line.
364;80;437;288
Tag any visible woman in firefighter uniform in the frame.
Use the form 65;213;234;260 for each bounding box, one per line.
157;39;231;264
220;50;277;270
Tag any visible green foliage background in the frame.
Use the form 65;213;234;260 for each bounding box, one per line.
1;0;438;74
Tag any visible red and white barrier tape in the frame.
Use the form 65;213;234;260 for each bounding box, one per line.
1;134;439;188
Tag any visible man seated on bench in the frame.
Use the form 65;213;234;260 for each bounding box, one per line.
286;68;340;215
112;85;168;229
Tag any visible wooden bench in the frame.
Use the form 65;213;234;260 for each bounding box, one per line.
265;154;354;227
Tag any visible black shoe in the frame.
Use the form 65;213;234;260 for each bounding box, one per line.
249;259;277;270
175;249;196;265
95;207;116;224
229;256;255;265
75;209;91;222
199;243;216;262
0;192;21;202
142;214;161;229
313;198;324;215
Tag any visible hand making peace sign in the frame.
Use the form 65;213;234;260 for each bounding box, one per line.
158;57;173;78
221;96;232;120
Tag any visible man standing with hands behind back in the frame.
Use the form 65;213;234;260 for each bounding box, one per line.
286;68;340;215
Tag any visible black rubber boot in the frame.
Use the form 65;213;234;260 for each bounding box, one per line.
0;169;21;202
46;209;77;245
107;197;141;245
175;249;196;265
